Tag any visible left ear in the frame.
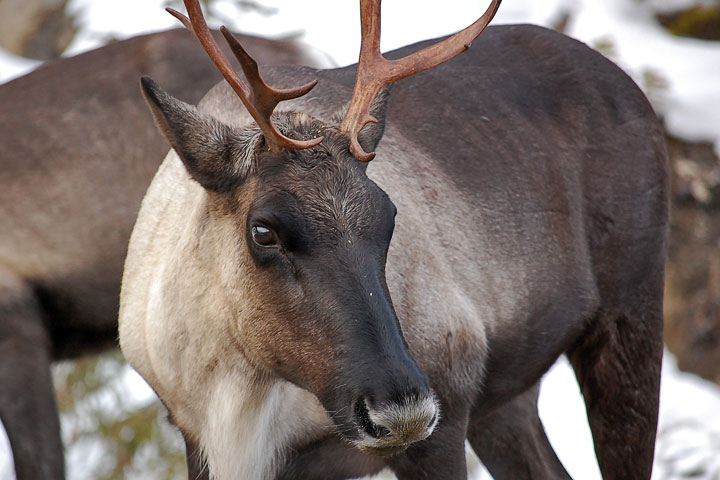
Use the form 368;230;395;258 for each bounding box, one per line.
140;76;261;193
334;85;392;155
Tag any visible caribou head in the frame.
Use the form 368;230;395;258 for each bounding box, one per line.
138;0;499;456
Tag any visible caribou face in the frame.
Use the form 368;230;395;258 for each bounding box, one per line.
141;77;437;454
250;141;437;452
243;137;439;454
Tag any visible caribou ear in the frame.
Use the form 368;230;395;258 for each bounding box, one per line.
334;85;392;156
140;76;260;192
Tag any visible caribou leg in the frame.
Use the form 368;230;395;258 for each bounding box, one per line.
0;277;64;480
387;403;470;480
567;300;663;480
467;383;572;480
275;434;386;480
181;430;209;480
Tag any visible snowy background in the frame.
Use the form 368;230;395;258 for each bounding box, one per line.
1;0;720;478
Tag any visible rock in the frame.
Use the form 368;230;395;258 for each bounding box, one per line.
664;135;720;386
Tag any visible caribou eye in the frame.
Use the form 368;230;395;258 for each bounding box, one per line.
251;225;277;247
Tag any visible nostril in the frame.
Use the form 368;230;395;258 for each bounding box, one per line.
355;397;390;439
428;412;438;430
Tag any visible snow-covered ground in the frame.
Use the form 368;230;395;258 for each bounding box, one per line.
1;0;719;478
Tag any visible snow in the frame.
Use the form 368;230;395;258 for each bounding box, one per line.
538;354;720;480
1;0;720;478
654;354;720;479
537;358;602;480
563;0;720;158
0;427;10;480
0;48;39;84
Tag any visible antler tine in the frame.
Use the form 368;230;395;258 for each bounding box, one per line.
219;27;318;103
168;0;323;151
339;0;502;162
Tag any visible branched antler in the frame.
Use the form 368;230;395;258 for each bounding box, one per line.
339;0;502;161
168;0;323;151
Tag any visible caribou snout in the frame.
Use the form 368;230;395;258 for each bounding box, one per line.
351;393;439;456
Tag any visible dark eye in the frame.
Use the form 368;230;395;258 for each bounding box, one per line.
251;225;277;247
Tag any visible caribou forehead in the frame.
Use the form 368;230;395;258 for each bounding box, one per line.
250;124;395;242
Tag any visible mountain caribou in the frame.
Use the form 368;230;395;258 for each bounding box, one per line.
0;28;324;479
119;0;668;478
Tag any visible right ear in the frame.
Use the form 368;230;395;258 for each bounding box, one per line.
140;76;261;193
332;85;392;157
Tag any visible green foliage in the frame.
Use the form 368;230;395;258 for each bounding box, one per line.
591;36;618;60
54;354;186;479
640;67;670;114
658;6;720;41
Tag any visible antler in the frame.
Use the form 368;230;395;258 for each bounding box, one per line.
167;0;323;151
339;0;502;161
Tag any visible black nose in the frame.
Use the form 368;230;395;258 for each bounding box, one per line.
356;397;391;438
353;393;439;448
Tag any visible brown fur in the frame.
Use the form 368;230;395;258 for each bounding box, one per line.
121;24;668;480
0;28;325;479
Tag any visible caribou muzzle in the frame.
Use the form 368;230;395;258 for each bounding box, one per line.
304;247;441;455
324;324;439;455
351;392;439;455
302;253;440;455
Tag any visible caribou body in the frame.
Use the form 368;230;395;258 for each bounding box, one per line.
0;28;323;479
119;1;668;479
